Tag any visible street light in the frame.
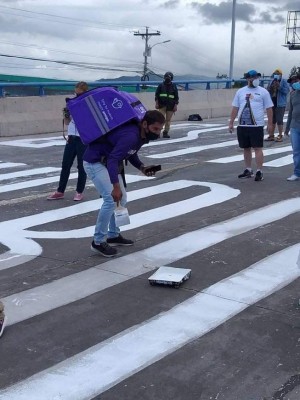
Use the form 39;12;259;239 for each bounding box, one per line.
142;40;171;80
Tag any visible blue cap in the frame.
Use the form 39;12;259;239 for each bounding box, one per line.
245;70;261;78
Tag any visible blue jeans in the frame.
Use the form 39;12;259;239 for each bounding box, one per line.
83;161;127;244
290;128;300;177
58;136;87;193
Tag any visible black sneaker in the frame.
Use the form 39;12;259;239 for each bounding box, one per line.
107;234;134;247
254;171;264;181
238;169;253;179
91;241;117;257
162;130;170;138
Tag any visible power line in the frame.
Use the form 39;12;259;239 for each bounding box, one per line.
0;5;145;31
0;53;143;74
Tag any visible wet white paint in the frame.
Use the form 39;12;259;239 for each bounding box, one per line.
3;196;300;326
2;243;299;400
0;180;239;270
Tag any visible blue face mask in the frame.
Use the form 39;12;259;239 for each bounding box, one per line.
292;82;300;90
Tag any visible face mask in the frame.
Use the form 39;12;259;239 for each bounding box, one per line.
273;74;280;81
252;79;260;87
164;78;171;84
292;82;300;90
145;131;159;141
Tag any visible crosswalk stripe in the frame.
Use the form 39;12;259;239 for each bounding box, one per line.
3;196;300;326
0;167;61;181
0;162;26;169
207;145;292;164
1;243;299;400
264;154;293;167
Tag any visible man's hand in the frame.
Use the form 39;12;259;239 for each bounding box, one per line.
141;165;159;177
111;183;122;203
173;104;178;112
155;102;159;110
228;122;234;133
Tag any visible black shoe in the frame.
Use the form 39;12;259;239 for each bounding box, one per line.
91;241;117;257
107;234;134;247
238;169;253;179
162;130;170;138
254;171;264;181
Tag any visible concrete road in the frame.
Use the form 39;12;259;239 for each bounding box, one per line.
0;117;299;400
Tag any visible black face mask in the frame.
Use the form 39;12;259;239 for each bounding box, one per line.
164;78;171;84
145;131;159;141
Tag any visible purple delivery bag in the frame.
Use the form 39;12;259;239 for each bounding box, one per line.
67;87;147;144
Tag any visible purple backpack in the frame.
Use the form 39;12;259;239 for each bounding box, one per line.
67;87;147;144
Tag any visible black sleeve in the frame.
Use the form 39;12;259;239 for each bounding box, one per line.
173;84;179;104
155;84;162;101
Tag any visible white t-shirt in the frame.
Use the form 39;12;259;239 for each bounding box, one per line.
232;85;273;127
67;119;80;136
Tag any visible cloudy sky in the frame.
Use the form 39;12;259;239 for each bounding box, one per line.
0;0;299;81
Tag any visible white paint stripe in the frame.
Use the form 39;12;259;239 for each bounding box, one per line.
148;139;238;158
0;167;61;181
264;154;293;167
0;125;226;149
2;244;299;400
3;196;300;326
0;137;64;148
0;171;149;193
208;145;292;164
0;162;26;169
144;126;228;147
25;181;238;239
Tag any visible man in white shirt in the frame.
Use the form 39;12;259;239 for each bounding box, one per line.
228;70;273;181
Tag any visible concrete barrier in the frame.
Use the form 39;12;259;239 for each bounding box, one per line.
0;89;238;138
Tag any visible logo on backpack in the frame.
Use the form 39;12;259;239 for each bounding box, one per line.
112;98;123;109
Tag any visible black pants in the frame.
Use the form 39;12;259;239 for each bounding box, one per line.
57;136;87;193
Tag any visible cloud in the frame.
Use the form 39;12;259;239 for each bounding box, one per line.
159;0;180;8
190;1;285;25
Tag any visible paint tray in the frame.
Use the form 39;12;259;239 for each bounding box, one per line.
148;266;191;288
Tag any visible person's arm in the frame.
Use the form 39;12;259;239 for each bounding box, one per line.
173;84;179;112
279;79;290;96
155;84;161;109
285;96;293;134
228;107;239;132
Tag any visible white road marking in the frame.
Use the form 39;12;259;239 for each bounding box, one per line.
0;136;65;148
264;154;293;167
0;180;239;270
0;167;61;181
1;243;299;400
0;162;26;169
3;196;300;326
207;145;292;164
148;139;238;158
0;171;149;194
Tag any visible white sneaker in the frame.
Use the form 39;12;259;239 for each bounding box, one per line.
287;174;299;181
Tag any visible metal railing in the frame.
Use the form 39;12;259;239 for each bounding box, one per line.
0;79;272;97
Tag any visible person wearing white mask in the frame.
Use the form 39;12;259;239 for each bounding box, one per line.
228;69;273;181
265;68;290;142
284;73;300;181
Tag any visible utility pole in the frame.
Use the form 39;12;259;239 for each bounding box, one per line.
229;0;236;87
134;27;161;80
